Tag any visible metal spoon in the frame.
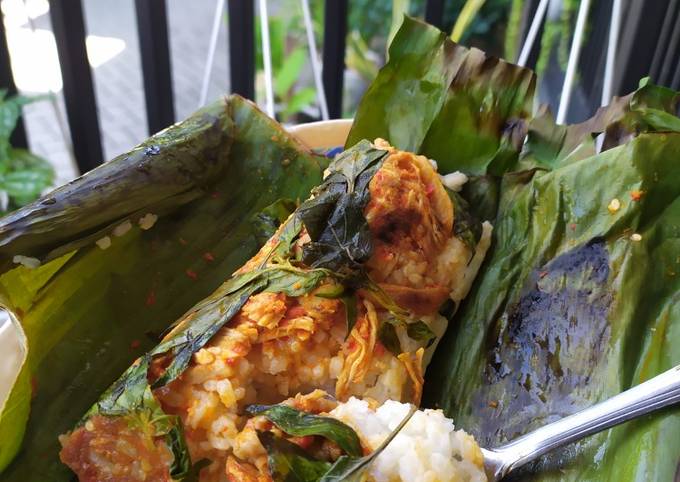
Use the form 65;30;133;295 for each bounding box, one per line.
482;364;680;481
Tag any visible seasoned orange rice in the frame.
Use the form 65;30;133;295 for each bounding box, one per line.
59;141;492;482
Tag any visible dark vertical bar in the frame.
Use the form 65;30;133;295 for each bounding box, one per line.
649;0;678;82
228;0;255;99
517;0;543;69
659;14;680;85
0;12;27;148
614;0;668;95
425;0;446;30
50;0;103;173
135;0;175;135
322;0;347;119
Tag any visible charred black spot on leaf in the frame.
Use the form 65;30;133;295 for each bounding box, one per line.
472;239;612;457
144;145;161;156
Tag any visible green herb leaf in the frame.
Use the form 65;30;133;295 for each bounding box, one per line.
446;188;482;251
298;141;388;274
180;459;211;482
258;431;332;482
314;284;345;299
318;405;417;482
0;95;327;478
247;405;363;457
251;198;297;245
341;292;358;336
274;48;307;98
378;318;436;356
264;266;331;297
378;320;402;356
167;423;192;479
405;321;436;348
316;285;358;338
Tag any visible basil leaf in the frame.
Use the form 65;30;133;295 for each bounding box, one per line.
299;141;388;275
258;431;332;482
378;319;436;356
341;292;358;337
181;459;211;482
251;198;297;245
313;284;345;299
460;174;500;226
269;214;305;262
247;405;363;457
378;320;402;356
264;267;330;297
406;321;437;348
319;405;417;482
446;188;482;252
167;423;191;479
314;285;359;336
168;423;211;481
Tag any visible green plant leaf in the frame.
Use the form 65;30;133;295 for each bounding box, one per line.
446;188;482;251
246;404;363;457
378;319;436;357
258;431;332;482
405;321;436;347
425;84;680;481
386;0;409;50
0;95;326;479
340;292;358;336
450;0;487;42
346;17;459;153
281;88;317;120
347;16;535;177
275;48;307;98
2;170;52;199
251;198;298;245
0;93;44;149
298;140;388;275
377;319;401;356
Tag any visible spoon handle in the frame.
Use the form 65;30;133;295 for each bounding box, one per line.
490;364;680;477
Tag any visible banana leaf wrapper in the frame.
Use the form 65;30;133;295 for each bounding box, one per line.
0;95;326;479
348;16;680;479
0;15;538;481
55;133;482;480
424;79;680;481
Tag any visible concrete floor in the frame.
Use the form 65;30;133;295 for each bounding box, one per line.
6;0;231;186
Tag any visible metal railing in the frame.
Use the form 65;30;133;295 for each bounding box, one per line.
0;0;353;174
0;0;679;175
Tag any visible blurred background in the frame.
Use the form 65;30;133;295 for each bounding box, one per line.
0;0;678;215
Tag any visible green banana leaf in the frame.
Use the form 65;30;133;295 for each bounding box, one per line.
423;85;680;480
346;16;536;177
0;95;326;479
2;12;679;482
348;16;680;482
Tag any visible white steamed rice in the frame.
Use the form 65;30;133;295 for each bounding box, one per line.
329;397;487;482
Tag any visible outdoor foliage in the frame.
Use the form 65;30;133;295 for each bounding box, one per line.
0;91;53;214
2;13;679;482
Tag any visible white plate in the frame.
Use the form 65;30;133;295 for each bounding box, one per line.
0;119;353;410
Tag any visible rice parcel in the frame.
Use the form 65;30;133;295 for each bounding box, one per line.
59;140;491;481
